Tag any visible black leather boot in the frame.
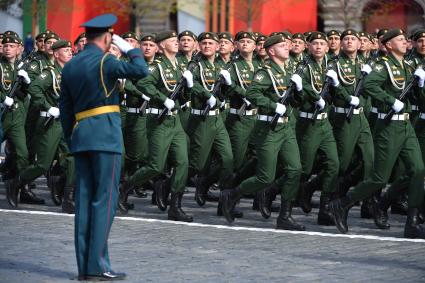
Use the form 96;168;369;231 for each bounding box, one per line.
217;199;243;218
298;181;313;214
155;178;170;211
118;182;131;214
6;177;24;208
48;175;65;206
20;183;45;205
360;198;376;219
373;193;391;229
317;193;334;226
329;194;355;233
194;175;209;206
220;187;243;223
390;194;408;215
134;186;148;198
259;184;278;219
62;187;75;214
276;199;305;231
404;208;425;239
252;192;260;210
168;192;193;222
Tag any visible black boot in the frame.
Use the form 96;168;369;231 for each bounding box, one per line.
168;192;193;222
62;187;75;214
404;208;425;239
6;177;24;208
317;193;334;226
298;181;313;214
390;194;408;215
155;178;170;211
217;199;243;218
276;199;305;231
259;184;278;219
194;175;208;206
20;184;45;205
49;175;65;206
373;193;391;229
118;182;131;214
360;198;376;219
220;188;243;223
329;194;355;233
134;186;148;198
252;192;260;210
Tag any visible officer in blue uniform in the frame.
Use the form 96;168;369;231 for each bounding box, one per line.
59;14;149;281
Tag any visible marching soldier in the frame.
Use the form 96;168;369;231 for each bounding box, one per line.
290;33;306;65
220;34;305;230
330;29;425;239
254;33;268;66
60;14;149;280
327;30;341;59
73;32;87;54
120;31;194;222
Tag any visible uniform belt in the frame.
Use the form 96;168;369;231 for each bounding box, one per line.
229;108;258;116
40;111;50;118
75;105;120;122
377;112;409;121
371;107;378;114
257;114;288;123
127;107;150;114
419;113;425;119
299;111;328;120
412;105;419;111
191;108;220;116
180;101;191;110
220;102;230;110
334;107;363;115
149;107;178;116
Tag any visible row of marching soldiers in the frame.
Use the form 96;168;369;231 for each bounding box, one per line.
1;26;425;239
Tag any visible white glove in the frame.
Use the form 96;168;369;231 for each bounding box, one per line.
414;68;425;88
182;70;193;88
315;97;326;110
275;103;286;116
207;95;217;108
3;96;14;107
291;74;303;91
349;96;360;107
48;107;60;118
392;99;404;113
220;70;232;86
112;34;133;54
361;64;372;75
163;98;175;110
18;69;31;84
242;98;251;107
326;70;339;87
141;94;151;101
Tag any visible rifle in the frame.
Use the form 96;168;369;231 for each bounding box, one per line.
346;53;380;122
201;52;240;119
311;57;339;123
157;53;202;123
383;74;420;123
270;55;312;130
0;50;37;117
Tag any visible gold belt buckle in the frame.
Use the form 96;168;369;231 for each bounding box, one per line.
319;113;326;119
251;109;258;115
214;109;220;115
404;113;409;120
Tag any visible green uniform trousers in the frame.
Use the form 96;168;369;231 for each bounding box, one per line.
188;114;233;187
239;120;302;201
296;117;339;193
19;118;75;187
128;114;188;193
124;112;148;175
350;119;425;208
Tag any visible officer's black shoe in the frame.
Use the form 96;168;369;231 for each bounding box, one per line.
317;193;334;226
62;187;75;214
373;193;391;229
252;192;260;210
298;182;312;214
259;187;272;219
220;188;242;223
360;198;375;219
329;194;354;233
390;195;408;215
20;185;45;205
85;271;127;281
6;177;23;208
217;201;243;218
168;193;193;222
276;200;305;231
404;208;425;239
155;178;170;211
134;186;148;198
194;176;208;206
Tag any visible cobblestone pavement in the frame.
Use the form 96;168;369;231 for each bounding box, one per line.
0;178;424;282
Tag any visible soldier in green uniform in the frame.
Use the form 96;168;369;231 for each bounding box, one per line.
122;31;140;48
60;14;149;280
290;33;306;65
330;29;425;239
295;32;340;225
0;33;3;57
15;40;76;213
2;34;45;207
220;35;305;230
254;33;268;66
327;30;341;59
188;32;234;208
73;32;87;54
120;31;194;222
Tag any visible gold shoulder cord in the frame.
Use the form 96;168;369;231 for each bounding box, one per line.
309;64;322;94
383;61;405;90
234;63;248;90
336;61;355;86
50;69;60;97
0;63;11;91
100;53;117;98
199;62;214;91
266;68;285;98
